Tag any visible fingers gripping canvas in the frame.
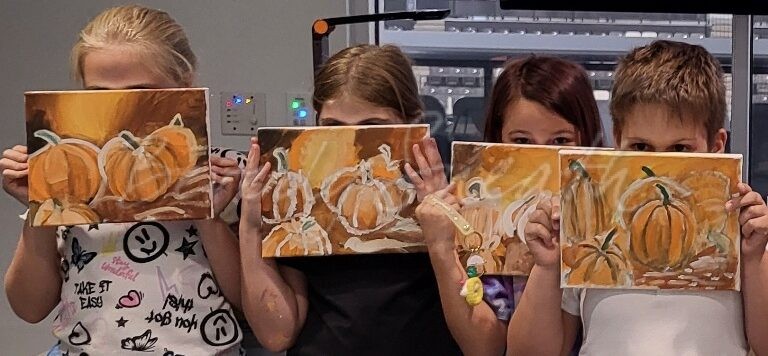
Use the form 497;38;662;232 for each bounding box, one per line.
257;125;429;257
451;142;573;275
559;150;742;290
25;89;212;226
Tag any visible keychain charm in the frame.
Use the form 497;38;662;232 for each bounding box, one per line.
427;194;485;306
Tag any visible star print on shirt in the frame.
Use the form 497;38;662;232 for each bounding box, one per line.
186;225;198;237
116;317;128;327
175;237;198;260
88;224;99;231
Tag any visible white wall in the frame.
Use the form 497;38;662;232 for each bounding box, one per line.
0;0;358;353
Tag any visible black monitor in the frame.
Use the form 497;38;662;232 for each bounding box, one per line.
499;1;768;15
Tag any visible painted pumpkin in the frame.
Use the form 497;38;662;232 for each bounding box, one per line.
565;228;629;285
287;128;358;189
628;183;697;271
28;130;101;203
31;199;100;226
617;166;691;230
261;147;314;224
262;217;332;257
562;160;609;244
321;148;414;235
100;114;199;202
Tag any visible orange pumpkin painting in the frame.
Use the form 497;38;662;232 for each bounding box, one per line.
559;150;742;291
450;143;608;275
25;89;211;226
257;125;428;257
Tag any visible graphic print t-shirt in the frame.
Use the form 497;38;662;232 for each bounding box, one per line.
52;221;242;355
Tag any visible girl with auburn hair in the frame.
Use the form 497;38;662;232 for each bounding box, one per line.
239;44;462;355
2;5;244;354
414;55;604;355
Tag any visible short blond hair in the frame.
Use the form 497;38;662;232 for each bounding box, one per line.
71;4;197;86
610;40;726;145
313;44;423;123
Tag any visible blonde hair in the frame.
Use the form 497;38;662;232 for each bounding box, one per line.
313;44;423;123
610;40;726;145
71;4;197;86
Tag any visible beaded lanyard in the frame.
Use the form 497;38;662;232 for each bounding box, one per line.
427;195;485;306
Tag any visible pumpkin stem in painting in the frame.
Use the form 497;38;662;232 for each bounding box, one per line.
301;218;316;232
273;148;289;171
359;161;373;184
568;160;590;179
170;113;184;127
378;144;392;162
118;131;142;151
468;181;482;198
34;129;62;145
641;166;656;177
654;183;671;206
600;227;619;251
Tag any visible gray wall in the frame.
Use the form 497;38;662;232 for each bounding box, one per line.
0;0;359;353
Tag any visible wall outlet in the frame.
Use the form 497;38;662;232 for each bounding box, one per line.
221;91;265;135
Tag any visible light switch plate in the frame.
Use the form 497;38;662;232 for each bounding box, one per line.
221;91;265;135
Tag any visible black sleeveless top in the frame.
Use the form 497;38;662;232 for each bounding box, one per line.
280;253;462;356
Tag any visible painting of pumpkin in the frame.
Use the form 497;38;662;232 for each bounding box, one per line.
561;160;609;245
262;216;332;257
564;228;629;286
628;183;697;271
99;114;199;202
28;129;102;203
321;144;415;235
261;147;314;224
617;166;691;230
31;199;100;226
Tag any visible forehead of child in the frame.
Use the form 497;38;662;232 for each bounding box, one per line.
500;97;579;140
614;102;713;147
82;45;178;90
317;92;405;126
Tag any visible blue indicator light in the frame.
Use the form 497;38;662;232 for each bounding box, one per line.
298;109;308;118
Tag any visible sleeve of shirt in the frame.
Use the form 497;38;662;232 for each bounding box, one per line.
561;288;581;316
481;275;527;321
210;146;248;225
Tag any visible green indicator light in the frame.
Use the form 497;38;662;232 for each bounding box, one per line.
291;99;301;109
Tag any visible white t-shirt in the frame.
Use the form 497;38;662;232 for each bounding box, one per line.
562;288;748;356
52;221;242;355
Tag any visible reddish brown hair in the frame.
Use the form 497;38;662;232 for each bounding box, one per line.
484;56;603;147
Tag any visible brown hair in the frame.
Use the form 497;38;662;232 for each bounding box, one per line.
610;40;725;145
313;44;423;123
484;56;604;147
71;4;197;86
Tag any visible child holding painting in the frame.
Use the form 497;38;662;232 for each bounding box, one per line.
508;40;768;355
411;56;605;355
238;44;463;355
2;5;245;354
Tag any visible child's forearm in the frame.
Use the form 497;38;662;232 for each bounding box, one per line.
196;218;242;309
743;251;768;355
427;240;507;356
4;224;62;323
507;264;564;356
239;224;306;352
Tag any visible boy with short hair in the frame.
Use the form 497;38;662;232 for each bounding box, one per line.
507;40;768;356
